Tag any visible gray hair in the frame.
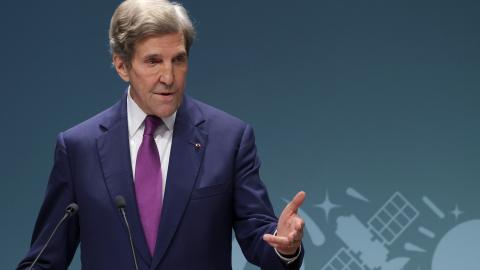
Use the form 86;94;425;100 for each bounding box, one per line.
109;0;196;66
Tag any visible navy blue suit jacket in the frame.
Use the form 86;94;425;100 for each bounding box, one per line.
18;94;303;269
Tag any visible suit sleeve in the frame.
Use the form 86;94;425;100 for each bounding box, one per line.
232;124;304;270
17;132;80;270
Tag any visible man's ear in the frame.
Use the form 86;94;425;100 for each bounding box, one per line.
113;54;130;82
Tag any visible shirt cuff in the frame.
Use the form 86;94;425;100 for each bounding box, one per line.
272;229;302;264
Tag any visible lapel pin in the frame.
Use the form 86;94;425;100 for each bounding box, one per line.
194;143;202;150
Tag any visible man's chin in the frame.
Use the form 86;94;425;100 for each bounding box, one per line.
152;104;178;118
147;95;182;117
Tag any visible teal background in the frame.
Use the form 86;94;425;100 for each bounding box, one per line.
1;0;479;269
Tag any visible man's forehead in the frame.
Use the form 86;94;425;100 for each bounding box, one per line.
134;33;187;55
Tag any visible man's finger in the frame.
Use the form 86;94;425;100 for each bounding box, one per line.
289;230;303;242
289;231;300;242
286;191;306;213
263;234;291;246
295;218;305;230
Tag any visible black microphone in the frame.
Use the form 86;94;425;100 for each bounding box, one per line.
115;195;139;270
28;203;79;270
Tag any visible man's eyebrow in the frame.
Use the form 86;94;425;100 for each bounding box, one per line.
143;53;162;59
173;51;188;58
143;51;187;59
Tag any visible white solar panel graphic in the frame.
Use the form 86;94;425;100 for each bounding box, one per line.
321;248;368;270
368;192;419;245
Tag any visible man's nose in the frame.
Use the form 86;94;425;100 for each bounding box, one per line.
159;63;174;86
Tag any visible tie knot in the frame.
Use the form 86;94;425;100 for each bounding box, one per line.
143;115;162;136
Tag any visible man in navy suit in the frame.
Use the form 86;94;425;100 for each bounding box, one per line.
18;0;306;269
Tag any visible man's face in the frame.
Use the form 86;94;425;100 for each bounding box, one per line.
114;32;188;118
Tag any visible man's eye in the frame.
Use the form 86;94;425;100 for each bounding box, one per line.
146;59;160;65
173;56;187;63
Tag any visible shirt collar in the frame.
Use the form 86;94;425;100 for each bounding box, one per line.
126;86;176;139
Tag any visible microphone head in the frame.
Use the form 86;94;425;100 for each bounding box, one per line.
115;195;126;209
66;203;79;216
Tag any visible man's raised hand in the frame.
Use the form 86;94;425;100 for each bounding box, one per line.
263;191;306;255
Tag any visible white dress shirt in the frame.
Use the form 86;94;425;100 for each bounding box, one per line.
126;88;176;197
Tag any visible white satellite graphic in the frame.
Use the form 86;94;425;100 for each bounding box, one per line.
321;192;418;270
232;188;480;270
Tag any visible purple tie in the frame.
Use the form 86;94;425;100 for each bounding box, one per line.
135;115;163;256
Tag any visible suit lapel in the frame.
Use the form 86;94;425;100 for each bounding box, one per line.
96;94;153;266
151;96;208;269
